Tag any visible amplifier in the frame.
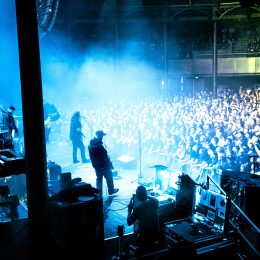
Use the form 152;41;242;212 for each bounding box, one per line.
158;198;176;225
49;194;104;258
48;180;99;202
47;161;62;181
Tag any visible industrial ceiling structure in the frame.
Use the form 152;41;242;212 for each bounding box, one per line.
37;0;260;38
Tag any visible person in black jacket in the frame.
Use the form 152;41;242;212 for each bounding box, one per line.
123;185;163;257
69;111;88;164
88;130;119;197
1;105;18;150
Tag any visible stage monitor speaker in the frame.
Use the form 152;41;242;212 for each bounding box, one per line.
116;155;137;170
158;200;177;225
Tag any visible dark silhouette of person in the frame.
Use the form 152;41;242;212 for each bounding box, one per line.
88;130;119;197
69;111;88;164
1;105;18;150
43;100;60;143
123;185;163;257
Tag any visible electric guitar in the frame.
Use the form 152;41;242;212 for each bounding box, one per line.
44;116;52;129
44;112;60;129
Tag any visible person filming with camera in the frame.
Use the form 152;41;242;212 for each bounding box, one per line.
123;185;163;257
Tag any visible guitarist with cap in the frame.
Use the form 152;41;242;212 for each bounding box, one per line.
1;105;19;150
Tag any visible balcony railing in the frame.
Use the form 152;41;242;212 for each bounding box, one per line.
192;40;260;58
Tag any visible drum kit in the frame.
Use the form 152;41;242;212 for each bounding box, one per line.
0;129;24;156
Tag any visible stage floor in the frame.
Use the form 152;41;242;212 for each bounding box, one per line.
1;136;176;241
45;140;157;239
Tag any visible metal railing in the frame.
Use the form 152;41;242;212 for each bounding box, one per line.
192;40;260;57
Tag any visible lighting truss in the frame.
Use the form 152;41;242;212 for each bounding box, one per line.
36;0;60;39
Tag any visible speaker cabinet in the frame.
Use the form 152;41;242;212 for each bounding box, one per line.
244;184;260;227
49;194;104;258
116;155;137;170
158;200;177;225
221;171;260;228
175;174;196;218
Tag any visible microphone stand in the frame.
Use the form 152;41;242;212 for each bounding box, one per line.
81;116;94;137
112;225;125;260
138;129;142;179
131;129;144;184
249;155;259;178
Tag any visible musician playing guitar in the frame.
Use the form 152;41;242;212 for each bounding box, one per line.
43;100;60;143
69;111;88;164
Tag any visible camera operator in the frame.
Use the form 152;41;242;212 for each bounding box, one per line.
123;185;163;257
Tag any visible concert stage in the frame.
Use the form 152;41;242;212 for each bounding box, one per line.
0;140;259;259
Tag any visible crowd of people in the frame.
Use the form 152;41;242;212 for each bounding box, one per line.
57;87;260;188
168;23;260;59
1;86;259;258
1;86;259;190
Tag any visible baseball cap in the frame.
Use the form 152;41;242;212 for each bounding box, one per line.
9;106;16;111
96;130;106;137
